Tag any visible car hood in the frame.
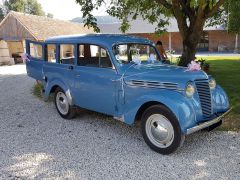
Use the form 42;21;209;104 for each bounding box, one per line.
122;64;208;89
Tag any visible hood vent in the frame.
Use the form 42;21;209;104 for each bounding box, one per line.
129;80;178;90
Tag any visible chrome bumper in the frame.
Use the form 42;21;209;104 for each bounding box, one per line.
186;108;232;135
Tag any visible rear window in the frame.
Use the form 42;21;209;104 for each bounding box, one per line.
30;43;43;59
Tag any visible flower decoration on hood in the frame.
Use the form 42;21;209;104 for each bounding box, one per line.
186;60;201;71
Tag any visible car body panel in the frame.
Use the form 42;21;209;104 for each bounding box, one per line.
25;34;230;134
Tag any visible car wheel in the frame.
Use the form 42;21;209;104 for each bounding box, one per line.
141;105;185;155
54;87;76;119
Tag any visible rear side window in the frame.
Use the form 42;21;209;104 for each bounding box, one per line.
60;44;75;64
78;44;112;68
30;43;43;59
47;44;56;63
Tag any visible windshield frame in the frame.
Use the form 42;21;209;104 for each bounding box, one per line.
112;42;161;65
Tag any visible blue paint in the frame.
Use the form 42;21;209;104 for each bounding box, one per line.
25;34;230;134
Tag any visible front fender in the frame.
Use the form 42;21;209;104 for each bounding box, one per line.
123;90;197;133
212;85;230;112
44;79;74;105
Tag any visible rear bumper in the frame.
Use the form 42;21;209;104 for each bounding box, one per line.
186;108;232;135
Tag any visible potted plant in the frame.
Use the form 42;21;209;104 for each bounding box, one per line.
197;59;210;72
203;62;210;72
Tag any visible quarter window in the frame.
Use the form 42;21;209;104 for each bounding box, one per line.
47;44;56;63
30;43;43;59
60;44;75;64
78;44;112;68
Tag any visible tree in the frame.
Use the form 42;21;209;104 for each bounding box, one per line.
24;0;45;16
226;0;240;52
47;13;54;18
0;6;5;21
3;0;45;16
4;0;25;13
76;0;233;66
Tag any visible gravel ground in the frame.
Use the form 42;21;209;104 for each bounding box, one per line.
0;64;239;180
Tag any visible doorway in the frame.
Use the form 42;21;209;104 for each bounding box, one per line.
7;41;24;64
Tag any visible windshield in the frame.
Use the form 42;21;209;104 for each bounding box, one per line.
113;44;160;64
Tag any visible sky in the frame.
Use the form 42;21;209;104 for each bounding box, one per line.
0;0;107;20
38;0;107;20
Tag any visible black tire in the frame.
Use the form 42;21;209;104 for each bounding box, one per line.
54;87;76;119
141;105;185;155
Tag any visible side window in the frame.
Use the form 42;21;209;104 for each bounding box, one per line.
30;43;43;59
78;44;112;68
60;44;75;64
47;44;56;63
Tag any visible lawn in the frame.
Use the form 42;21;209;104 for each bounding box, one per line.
196;56;240;131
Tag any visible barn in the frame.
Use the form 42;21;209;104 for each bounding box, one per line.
98;18;239;54
0;11;93;65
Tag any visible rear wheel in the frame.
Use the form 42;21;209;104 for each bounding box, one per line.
141;105;185;155
54;87;76;119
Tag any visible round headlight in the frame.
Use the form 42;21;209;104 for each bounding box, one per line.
185;83;195;97
209;79;216;90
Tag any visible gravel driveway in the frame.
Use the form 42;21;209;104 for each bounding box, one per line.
0;65;239;180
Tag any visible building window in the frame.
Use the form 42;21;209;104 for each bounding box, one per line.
60;44;75;64
47;44;56;63
30;43;43;59
197;31;209;51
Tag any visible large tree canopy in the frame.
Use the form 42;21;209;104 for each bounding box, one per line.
0;0;45;19
226;0;240;34
76;0;239;66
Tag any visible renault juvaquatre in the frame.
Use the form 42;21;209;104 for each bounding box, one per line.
25;34;231;154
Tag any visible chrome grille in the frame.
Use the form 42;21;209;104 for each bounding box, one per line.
195;79;212;117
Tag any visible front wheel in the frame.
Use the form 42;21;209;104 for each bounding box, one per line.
54;87;76;119
141;105;185;155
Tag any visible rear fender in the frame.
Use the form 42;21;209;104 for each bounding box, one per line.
44;79;74;105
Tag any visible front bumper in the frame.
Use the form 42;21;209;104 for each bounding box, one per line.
186;108;232;135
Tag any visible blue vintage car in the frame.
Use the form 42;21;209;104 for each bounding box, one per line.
25;34;230;154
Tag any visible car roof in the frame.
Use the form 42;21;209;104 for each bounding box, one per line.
45;34;153;47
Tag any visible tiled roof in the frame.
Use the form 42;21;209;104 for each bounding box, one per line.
0;11;93;41
98;18;225;34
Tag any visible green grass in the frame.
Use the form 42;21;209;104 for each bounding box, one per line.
32;82;43;99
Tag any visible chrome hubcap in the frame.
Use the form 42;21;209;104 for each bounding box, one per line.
56;92;69;115
145;114;174;148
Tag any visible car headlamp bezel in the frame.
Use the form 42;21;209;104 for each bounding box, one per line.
185;82;195;98
209;78;216;90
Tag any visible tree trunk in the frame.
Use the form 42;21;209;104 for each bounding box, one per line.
178;38;198;67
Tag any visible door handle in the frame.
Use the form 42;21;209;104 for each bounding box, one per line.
68;66;74;70
111;79;118;82
76;74;81;77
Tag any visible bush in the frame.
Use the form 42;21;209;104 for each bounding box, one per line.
32;81;43;99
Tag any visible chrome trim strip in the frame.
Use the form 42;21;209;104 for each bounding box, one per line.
126;80;183;91
186;108;232;135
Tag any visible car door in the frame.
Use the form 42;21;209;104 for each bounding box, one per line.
73;44;117;116
43;43;76;94
25;40;45;80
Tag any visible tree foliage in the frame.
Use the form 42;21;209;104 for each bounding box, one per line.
226;0;240;33
47;13;54;18
76;0;238;66
0;0;45;19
